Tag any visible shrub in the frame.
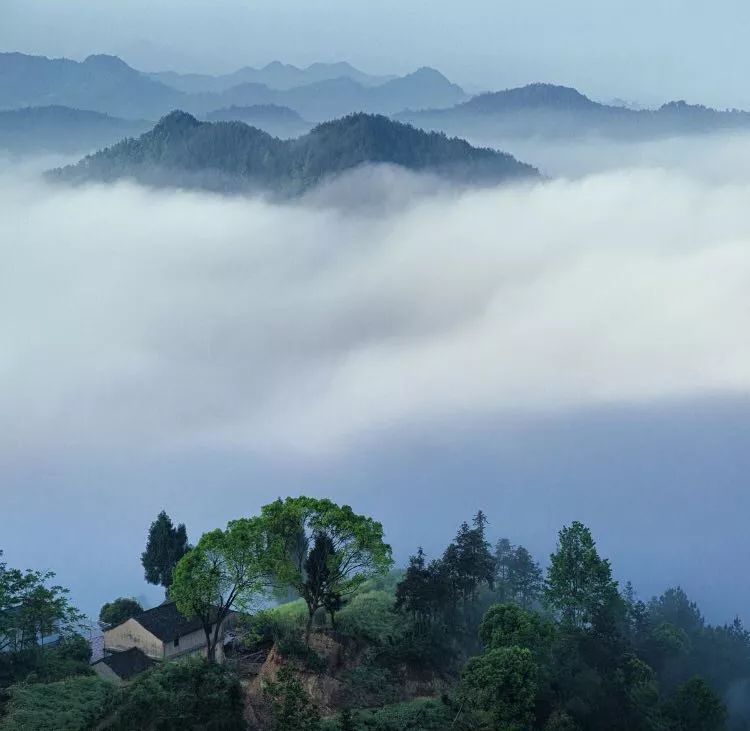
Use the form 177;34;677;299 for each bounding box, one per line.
264;665;320;731
320;698;456;731
342;661;398;706
337;592;399;645
0;675;114;731
101;658;245;730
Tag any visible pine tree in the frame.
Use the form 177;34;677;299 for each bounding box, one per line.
141;510;190;591
544;521;618;629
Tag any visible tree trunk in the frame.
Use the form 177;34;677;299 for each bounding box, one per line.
204;625;216;662
305;606;314;643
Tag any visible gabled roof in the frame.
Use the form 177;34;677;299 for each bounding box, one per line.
94;647;155;679
131;601;208;642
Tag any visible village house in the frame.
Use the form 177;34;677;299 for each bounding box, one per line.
103;601;230;664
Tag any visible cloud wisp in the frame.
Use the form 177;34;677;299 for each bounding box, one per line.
2;162;750;457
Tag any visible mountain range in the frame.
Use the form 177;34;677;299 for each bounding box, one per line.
5;52;750;162
0;52;467;122
397;83;750;140
0;105;150;154
52;111;538;195
205;105;312;139
148;60;396;93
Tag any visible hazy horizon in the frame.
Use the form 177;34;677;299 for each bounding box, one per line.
3;0;750;109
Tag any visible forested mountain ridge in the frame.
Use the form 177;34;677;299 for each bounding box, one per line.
52;111;538;195
398;82;750;140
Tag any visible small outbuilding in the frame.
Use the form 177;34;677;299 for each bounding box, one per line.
92;646;155;681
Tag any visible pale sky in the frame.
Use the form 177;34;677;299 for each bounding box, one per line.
1;0;749;107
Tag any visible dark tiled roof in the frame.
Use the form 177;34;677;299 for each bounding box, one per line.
133;601;207;642
95;647;155;679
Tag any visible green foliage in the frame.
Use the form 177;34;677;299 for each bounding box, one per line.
495;538;544;608
479;603;554;659
0;675;114;731
102;658;245;730
0;638;92;689
98;597;143;628
319;698;458;731
171;516;270;661
265;665;320;731
663;677;727;731
262;496;393;631
338;707;358;731
442;511;496;605
337;591;399;645
276;631;327;673
544;709;581;731
0;550;85;654
544;522;620;629
395;547;450;625
342;661;398;706
0;551;88;692
141;511;189;590
460;646;537;731
241;605;305;650
649;589;705;637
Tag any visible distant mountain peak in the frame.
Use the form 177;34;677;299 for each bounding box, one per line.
154;109;202;131
462;83;598;113
83;54;132;71
407;66;450;81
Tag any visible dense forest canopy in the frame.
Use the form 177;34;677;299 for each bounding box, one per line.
51;111;538;195
2;500;750;730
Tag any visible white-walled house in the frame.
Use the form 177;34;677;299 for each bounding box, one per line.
103;602;228;663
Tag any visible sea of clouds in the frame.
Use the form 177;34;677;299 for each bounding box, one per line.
2;140;750;459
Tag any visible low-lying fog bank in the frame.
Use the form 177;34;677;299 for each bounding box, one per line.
2;142;750;618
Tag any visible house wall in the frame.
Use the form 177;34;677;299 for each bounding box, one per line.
104;618;227;663
104;619;164;659
163;626;209;660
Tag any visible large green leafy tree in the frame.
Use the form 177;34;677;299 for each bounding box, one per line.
479;603;554;660
662;677;727;731
1;550;84;652
141;511;190;591
544;522;619;629
171;517;270;661
461;645;537;731
261;497;393;634
98;597;143;628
